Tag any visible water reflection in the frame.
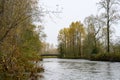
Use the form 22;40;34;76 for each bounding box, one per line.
39;58;120;80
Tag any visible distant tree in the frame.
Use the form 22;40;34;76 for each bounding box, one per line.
98;0;120;53
84;15;103;54
58;28;69;57
58;21;85;58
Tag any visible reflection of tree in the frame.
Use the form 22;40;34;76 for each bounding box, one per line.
88;62;112;80
106;63;112;80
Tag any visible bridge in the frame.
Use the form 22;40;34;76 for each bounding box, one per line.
41;54;60;57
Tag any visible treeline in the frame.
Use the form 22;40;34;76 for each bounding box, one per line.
58;21;85;58
0;0;44;80
42;42;58;54
58;0;120;61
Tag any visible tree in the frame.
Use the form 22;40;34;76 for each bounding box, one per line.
58;21;85;58
84;15;103;54
58;28;69;57
0;0;41;43
98;0;120;53
0;0;44;79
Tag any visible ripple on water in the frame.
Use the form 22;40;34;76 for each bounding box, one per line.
39;58;120;80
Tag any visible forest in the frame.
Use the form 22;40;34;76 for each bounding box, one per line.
58;0;120;61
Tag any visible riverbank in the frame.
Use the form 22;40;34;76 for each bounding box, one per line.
90;53;120;62
59;53;120;62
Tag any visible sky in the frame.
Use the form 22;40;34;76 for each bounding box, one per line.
39;0;120;46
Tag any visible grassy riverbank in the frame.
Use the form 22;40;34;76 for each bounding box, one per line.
59;53;120;62
89;53;120;62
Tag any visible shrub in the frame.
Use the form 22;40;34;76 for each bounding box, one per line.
90;53;120;62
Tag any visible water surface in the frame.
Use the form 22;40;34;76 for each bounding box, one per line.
39;58;120;80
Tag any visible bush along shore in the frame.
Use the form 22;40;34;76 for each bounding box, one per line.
59;53;120;62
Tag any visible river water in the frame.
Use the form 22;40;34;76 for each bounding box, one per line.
39;58;120;80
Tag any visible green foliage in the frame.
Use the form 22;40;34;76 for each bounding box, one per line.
20;25;42;60
0;24;44;80
90;53;120;62
91;47;99;54
83;15;104;55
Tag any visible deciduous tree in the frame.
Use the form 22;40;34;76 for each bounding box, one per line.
98;0;120;53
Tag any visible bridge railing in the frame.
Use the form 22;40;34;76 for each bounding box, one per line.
40;54;60;56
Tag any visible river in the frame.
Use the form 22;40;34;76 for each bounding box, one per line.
39;58;120;80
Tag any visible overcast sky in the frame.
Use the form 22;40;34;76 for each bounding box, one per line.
39;0;120;46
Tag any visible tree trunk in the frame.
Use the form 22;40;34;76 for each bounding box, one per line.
107;0;110;53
